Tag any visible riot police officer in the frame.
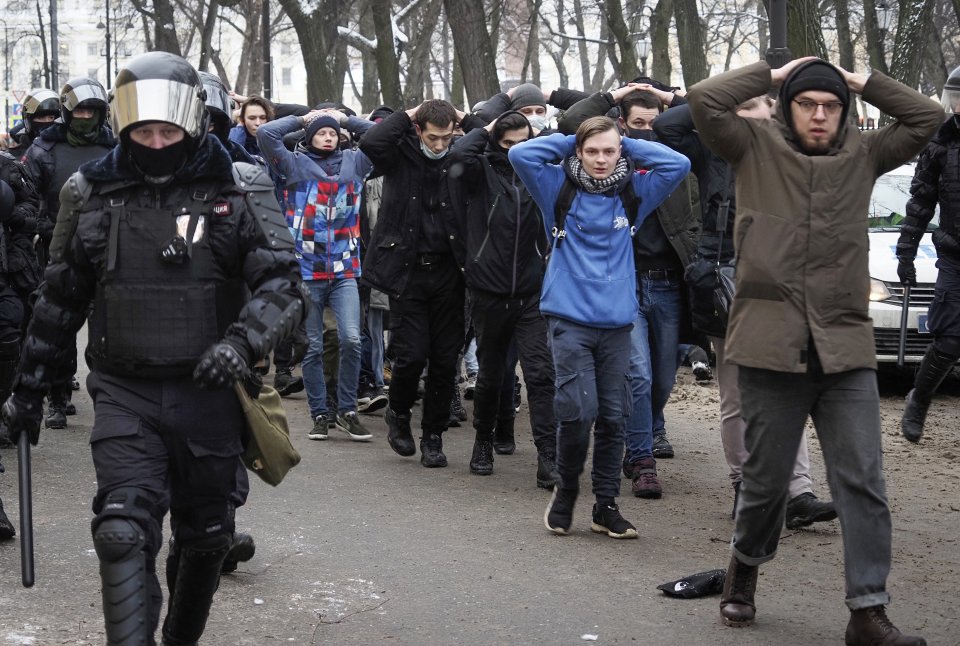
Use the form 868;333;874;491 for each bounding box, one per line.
23;76;116;428
899;65;960;442
2;51;305;645
7;88;60;155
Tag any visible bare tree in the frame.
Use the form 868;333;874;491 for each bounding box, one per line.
649;0;672;83
674;0;708;84
276;0;350;104
888;0;935;89
443;0;500;105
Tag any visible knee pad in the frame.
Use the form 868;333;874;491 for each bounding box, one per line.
172;501;235;545
93;517;146;562
92;487;162;555
932;336;960;360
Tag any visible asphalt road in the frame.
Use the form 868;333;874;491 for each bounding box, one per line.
0;347;956;645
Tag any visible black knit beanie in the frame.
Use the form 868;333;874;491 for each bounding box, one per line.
305;115;341;142
779;59;850;130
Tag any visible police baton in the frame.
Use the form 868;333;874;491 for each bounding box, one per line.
897;284;911;370
18;432;34;587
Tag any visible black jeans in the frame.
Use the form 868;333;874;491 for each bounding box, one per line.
471;289;556;455
388;262;465;435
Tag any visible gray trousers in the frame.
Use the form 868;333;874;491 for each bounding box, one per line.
734;354;891;610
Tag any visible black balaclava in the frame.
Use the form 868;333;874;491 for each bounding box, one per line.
627;128;657;141
128;138;189;182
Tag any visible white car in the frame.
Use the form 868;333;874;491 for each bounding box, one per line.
867;163;939;364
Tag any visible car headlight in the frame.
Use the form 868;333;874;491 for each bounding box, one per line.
869;278;892;302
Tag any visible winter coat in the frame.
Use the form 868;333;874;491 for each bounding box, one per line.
508;133;690;328
448;126;546;298
358;110;466;299
687;61;944;373
257;115;374;282
0;152;42;293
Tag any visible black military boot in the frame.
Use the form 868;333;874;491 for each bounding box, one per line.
469;437;494;475
221;532;256;574
493;415;516;455
785;492;837;529
902;345;956;443
536;451;561;490
45;395;67;430
845;606;926;645
448;383;467;427
720;555;758;627
273;368;304;397
93;518;154;644
420;432;448;468
385;408;416;456
0;496;15;540
161;533;231;645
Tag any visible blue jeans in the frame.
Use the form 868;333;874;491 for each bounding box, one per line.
624;276;682;462
302;278;361;418
547;317;631;501
367;307;386;388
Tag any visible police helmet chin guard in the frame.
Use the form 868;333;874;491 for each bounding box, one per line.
22;88;61;135
943;65;960;115
59;77;108;131
110;52;209;154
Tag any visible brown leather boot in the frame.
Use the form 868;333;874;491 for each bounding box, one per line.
719;555;758;627
845;606;926;646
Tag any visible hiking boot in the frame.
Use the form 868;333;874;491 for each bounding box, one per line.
274;370;304;397
544;487;577;535
307;413;335;441
221;532;256;574
845;606;926;646
590;501;638;539
652;433;674;458
720;555;758;627
785;492;837;529
630;457;662;499
463;373;477;400
385;409;416;457
357;387;388;414
901;345;955;443
692;360;713;381
469;439;494;475
45;403;67;430
493;417;516;455
420;433;448;468
536;452;561;490
448;385;468;427
336;412;374;441
0;498;15;540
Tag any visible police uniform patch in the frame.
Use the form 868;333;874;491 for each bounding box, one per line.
213;201;232;216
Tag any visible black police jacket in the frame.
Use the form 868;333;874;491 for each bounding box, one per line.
358;110;466;299
902;116;960;261
0;151;42;293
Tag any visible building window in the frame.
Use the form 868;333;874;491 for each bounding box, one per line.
88;42;98;57
281;42;291;56
282;67;292;86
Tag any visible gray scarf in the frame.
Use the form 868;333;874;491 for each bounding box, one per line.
566;155;629;194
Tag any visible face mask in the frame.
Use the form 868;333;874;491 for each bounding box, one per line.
627;128;657;141
32;121;54;136
420;141;448;160
128;139;189;181
527;115;547;131
69;115;100;137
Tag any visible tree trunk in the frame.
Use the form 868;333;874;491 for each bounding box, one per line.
520;0;543;86
650;0;672;84
35;0;51;87
151;0;183;55
451;41;465;108
862;0;889;76
888;0;935;90
673;0;708;85
198;0;221;71
572;0;593;91
359;3;381;113
603;0;640;82
277;0;348;105
920;11;947;95
755;0;767;57
443;0;500;106
785;0;827;59
589;17;608;91
834;0;854;72
403;0;443;106
953;0;960;24
371;0;402;108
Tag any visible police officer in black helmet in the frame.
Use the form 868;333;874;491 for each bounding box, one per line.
2;51;305;645
7;88;60;154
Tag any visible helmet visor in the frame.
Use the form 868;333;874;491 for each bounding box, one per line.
202;81;232;117
111;78;206;139
62;83;107;112
942;88;960;115
24;89;59;115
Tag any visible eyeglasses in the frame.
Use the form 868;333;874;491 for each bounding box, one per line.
792;99;844;116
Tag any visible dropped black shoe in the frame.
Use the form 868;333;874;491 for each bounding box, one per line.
544;487;577;535
385;408;416;457
469;439;494;475
274;370;305;397
785;492;837;529
0;498;15;540
420;433;448;468
536;453;561;490
590;500;638;539
45;404;67;430
652;433;674;459
221;532;256;573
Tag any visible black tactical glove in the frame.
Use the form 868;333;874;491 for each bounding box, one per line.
193;342;249;390
897;258;917;287
1;392;44;446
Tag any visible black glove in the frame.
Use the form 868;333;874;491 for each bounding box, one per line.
2;393;44;446
897;258;917;287
193;342;249;390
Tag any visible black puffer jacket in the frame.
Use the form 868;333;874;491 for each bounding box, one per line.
0;151;42;293
899;116;960;261
447;124;546;297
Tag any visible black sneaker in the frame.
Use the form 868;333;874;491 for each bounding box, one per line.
463;374;477;400
590;501;638;539
785;492;837;529
274;370;305;397
0;499;15;540
336;412;374;441
544;487;577;535
420;433;448;468
45;404;67;430
385;409;416;456
536;453;561;490
652;433;674;459
357;387;388;414
307;413;335;441
221;532;256;573
469;439;494;475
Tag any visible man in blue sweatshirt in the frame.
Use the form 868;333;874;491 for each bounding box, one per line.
509;116;689;538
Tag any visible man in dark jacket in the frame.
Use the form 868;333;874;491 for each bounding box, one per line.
689;57;941;644
898;65;960;443
447;111;559;488
23;76;116;429
359;100;466;468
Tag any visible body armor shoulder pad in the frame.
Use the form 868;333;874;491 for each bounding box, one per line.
50;171;93;263
231;161;294;252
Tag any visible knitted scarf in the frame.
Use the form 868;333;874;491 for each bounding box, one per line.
566;155;629;194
